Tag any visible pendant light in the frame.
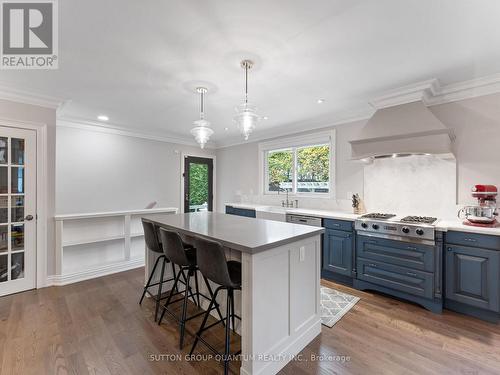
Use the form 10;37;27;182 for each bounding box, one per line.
191;87;214;149
234;59;259;140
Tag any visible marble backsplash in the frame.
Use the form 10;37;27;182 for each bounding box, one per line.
235;155;460;219
363;155;457;218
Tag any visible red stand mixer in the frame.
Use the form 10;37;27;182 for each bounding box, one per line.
458;185;499;227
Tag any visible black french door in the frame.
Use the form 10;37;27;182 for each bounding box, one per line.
183;156;214;213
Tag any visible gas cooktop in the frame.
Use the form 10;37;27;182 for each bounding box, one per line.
400;216;437;224
360;213;396;220
355;213;439;244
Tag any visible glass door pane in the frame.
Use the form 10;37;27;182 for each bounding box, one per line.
0;136;27;286
0;127;34;296
184;156;213;213
188;163;209;212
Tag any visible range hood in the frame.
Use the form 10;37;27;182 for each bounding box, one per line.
349;101;455;160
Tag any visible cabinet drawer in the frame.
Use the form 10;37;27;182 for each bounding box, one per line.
357;258;434;299
356;235;435;272
446;231;500;250
323;218;353;231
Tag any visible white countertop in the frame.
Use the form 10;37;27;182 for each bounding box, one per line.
226;203;500;237
225;203;360;221
144;212;324;253
436;219;500;236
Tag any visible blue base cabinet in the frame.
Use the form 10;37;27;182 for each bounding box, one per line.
444;231;500;322
225;205;256;218
321;219;355;284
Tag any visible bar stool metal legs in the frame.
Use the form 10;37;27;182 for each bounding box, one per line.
139;254;177;322
189;286;241;375
158;266;225;349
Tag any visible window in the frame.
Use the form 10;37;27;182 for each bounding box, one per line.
297;144;330;193
267;149;293;192
261;131;334;196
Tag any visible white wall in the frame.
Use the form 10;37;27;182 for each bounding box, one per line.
216;120;366;212
56;125;215;214
0;99;56;276
431;93;500;205
216;93;500;216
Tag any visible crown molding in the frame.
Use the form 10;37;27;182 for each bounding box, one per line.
369;79;440;109
215;110;372;149
427;73;500;106
370;73;500;109
0;82;65;109
58;116;215;149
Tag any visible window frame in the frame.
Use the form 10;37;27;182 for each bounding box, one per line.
259;130;335;198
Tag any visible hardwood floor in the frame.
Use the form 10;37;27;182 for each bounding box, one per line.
0;268;499;375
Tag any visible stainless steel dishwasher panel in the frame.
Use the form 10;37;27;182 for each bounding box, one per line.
286;214;322;227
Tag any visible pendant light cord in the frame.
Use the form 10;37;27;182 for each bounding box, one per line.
245;62;248;104
200;90;204;119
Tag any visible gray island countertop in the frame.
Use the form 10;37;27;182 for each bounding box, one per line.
143;211;324;253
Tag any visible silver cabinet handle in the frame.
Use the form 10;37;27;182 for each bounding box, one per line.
368;263;377;268
407;246;417;250
407;272;418;277
464;238;477;242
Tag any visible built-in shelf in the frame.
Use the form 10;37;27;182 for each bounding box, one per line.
53;207;178;285
63;235;126;247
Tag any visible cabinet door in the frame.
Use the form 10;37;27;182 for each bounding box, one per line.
323;229;353;277
445;245;499;312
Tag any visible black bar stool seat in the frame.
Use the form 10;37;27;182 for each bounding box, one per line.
190;237;242;375
157;228;224;349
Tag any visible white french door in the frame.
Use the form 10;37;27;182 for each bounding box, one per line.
0;126;36;296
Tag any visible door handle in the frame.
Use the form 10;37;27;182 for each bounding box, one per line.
25;215;34;221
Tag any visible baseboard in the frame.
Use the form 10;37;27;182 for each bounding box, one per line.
444;299;499;323
353;279;443;314
321;270;354;286
46;258;145;286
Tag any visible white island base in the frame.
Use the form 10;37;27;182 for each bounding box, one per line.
239;236;322;375
144;213;323;375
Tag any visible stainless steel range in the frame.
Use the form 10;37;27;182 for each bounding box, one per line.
353;212;443;313
355;213;438;245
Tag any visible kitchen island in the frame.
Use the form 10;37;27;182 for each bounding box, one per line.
144;212;324;375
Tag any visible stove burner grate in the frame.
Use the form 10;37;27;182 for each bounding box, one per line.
400;216;437;224
360;213;396;220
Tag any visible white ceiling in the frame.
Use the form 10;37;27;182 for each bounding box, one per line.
2;0;500;146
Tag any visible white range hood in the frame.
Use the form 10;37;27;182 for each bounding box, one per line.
349;101;455;160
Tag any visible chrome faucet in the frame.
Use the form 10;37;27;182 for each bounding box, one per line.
278;188;296;208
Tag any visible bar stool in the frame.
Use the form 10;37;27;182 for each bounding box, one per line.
157;228;225;349
139;219;191;322
189;237;242;375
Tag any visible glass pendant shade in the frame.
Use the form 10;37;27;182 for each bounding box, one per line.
191;87;213;149
190;119;213;149
234;102;258;140
234;59;259;140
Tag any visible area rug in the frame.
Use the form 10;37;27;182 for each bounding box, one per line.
321;287;360;327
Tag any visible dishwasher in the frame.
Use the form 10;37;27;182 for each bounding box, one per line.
286;214;322;227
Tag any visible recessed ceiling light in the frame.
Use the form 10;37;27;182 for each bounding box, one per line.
97;115;109;121
317;99;325;104
263;116;269;120
224;127;229;131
